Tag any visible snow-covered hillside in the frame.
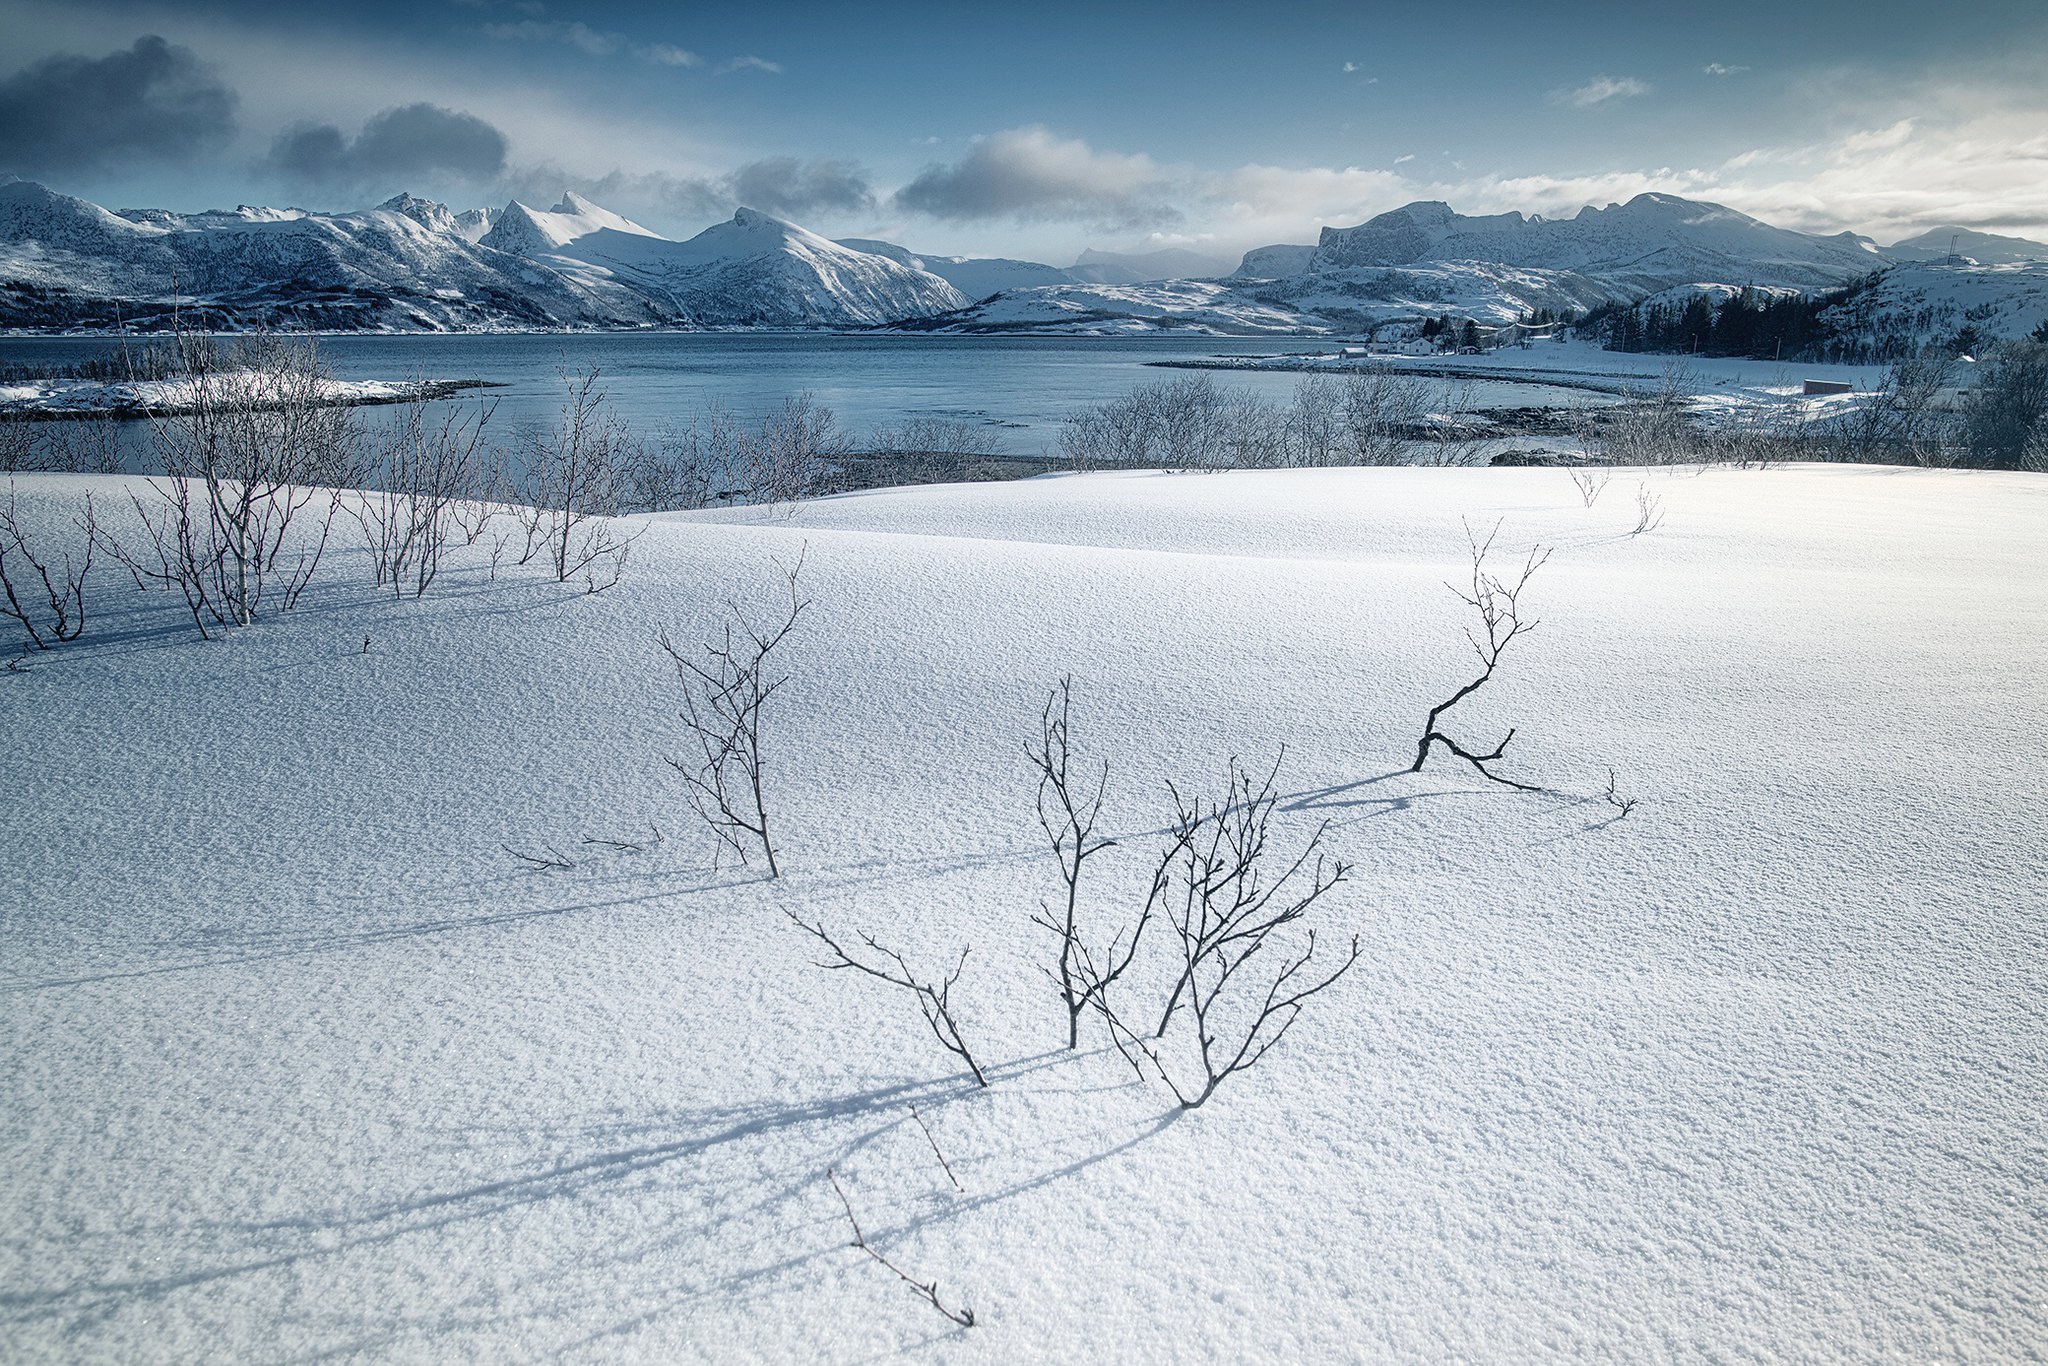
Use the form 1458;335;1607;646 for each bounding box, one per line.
1819;261;2048;354
837;239;1078;302
2;464;2043;1360
1885;226;2048;266
919;193;1900;337
1307;194;1886;288
0;182;967;332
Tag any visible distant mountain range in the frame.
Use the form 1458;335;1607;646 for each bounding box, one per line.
2;176;2044;339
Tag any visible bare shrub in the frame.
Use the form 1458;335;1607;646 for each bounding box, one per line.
747;392;849;505
1568;466;1611;506
870;416;1006;484
1411;522;1551;791
1630;481;1665;536
117;333;364;636
788;911;988;1087
516;367;640;590
1574;363;1700;465
1602;767;1638;819
0;483;96;649
1098;754;1358;1110
659;551;810;877
1057;373;1259;472
1026;676;1152;1049
1963;340;2048;469
353;396;496;598
828;1169;976;1328
1815;354;1958;466
0;416;126;475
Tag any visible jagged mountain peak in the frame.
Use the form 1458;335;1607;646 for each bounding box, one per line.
375;193;459;235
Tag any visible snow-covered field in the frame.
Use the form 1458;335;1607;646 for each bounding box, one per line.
2;465;2044;1360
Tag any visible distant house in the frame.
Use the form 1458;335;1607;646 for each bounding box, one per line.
1803;379;1854;396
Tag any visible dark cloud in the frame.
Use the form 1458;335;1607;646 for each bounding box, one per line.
722;157;873;217
268;104;508;192
0;36;238;176
894;127;1179;231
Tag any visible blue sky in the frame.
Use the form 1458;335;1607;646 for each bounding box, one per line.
4;0;2046;262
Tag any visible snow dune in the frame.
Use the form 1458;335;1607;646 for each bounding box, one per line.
2;465;2043;1360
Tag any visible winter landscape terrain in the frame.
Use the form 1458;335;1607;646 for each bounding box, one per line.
3;461;2044;1360
6;175;2048;353
6;2;2048;1360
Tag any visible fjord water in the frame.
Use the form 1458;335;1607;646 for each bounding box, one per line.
0;332;1586;455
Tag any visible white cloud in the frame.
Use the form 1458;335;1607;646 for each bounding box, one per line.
717;55;783;76
1342;61;1357;73
1703;62;1749;77
645;44;701;68
1550;75;1650;108
481;19;620;57
896;126;1178;229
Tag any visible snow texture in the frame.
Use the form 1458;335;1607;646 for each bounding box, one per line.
2;464;2043;1360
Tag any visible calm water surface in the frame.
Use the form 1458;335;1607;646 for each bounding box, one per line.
0;332;1592;454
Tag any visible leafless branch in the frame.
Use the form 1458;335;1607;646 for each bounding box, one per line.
0;483;96;649
501;842;574;872
827;1169;975;1328
1095;753;1358;1110
1411;520;1551;791
660;549;810;877
1602;767;1638;819
785;909;987;1087
1027;675;1156;1048
907;1104;964;1193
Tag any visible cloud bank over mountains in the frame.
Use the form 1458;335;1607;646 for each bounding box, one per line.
1;13;2045;262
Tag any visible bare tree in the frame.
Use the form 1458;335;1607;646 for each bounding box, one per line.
1026;676;1154;1048
659;551;810;877
1098;754;1358;1110
516;366;640;590
0;482;96;649
787;911;988;1087
1411;522;1551;791
827;1169;976;1328
117;333;363;637
353;395;496;597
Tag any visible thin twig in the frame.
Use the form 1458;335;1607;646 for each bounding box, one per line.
907;1104;964;1193
827;1169;975;1328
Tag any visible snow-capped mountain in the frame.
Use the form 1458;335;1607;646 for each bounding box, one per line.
1884;226;2048;266
1301;194;1886;288
835;238;1076;303
918;193;1906;336
0;181;970;331
499;208;971;328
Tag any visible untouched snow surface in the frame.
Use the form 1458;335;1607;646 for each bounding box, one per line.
2;466;2045;1360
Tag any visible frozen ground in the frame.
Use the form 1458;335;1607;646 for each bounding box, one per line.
2;464;2044;1360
